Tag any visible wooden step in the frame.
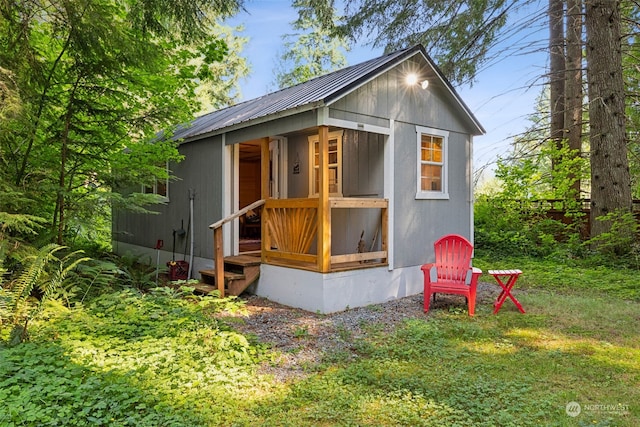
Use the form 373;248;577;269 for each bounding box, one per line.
199;269;245;286
224;254;261;267
198;254;261;297
190;282;218;295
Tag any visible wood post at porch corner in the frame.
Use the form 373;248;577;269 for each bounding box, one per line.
213;226;224;297
261;137;270;200
317;125;331;272
381;204;389;257
261;137;270;264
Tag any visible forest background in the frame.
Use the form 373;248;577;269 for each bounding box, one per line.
1;0;640;341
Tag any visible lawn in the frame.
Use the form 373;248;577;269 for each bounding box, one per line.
1;255;638;426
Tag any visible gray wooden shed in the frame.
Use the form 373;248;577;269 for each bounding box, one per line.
112;44;484;313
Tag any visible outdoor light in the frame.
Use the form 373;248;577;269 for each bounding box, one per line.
406;73;429;90
406;73;418;86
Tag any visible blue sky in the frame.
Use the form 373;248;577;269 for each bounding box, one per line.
226;1;549;179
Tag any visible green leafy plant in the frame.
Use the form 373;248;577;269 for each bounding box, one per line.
585;209;640;263
476;140;591;258
109;252;159;291
53;258;122;305
0;288;272;426
0;244;88;344
294;325;310;339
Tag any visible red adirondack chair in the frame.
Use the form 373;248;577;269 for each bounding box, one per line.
421;234;482;316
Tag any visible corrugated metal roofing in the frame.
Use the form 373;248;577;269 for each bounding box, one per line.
172;45;483;142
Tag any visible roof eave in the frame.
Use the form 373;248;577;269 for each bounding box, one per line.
181;100;326;143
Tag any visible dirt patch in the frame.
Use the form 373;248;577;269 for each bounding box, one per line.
217;281;499;382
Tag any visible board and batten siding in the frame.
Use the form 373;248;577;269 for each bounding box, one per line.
330;57;474;135
283;129;385;255
224;110;318;146
393;124;472;269
328;56;476;268
112;136;225;261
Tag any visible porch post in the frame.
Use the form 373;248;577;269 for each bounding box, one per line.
261;137;270;264
317;125;331;272
261;137;270;200
214;226;224;297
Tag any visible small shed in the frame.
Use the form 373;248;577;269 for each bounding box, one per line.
112;44;485;313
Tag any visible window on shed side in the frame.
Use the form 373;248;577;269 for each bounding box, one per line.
142;162;169;200
416;126;449;200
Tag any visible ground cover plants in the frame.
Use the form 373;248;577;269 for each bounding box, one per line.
1;255;638;426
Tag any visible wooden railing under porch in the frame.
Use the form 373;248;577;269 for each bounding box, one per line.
262;197;388;272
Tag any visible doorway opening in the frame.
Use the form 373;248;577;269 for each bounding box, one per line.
238;141;262;253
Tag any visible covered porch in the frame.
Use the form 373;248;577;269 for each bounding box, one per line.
209;124;391;298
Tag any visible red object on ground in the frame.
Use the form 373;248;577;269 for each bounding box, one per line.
421;234;482;316
489;269;525;314
167;260;189;281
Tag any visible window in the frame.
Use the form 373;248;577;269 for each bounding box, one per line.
416;126;448;199
142;162;169;200
308;130;343;197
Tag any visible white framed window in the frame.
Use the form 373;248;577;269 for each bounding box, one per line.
308;130;343;197
416;126;449;199
142;162;169;200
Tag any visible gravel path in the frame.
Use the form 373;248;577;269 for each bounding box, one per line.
217;281;498;382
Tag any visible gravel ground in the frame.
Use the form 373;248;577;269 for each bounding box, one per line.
217;281;499;382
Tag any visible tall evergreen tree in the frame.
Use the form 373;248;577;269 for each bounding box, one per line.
274;0;349;89
334;0;525;85
0;0;244;245
549;0;565;156
564;0;584;195
585;0;633;240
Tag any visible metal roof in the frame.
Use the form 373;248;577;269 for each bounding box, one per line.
173;45;484;142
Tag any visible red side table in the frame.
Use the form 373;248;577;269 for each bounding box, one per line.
489;269;525;314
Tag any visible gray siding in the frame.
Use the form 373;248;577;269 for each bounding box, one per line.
392;124;472;268
113;136;225;260
329;57;474;267
286;132;312;198
331;58;472;135
225;111;318;145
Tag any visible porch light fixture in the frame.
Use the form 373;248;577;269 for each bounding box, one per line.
406;73;429;90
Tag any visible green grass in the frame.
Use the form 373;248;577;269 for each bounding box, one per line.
1;256;638;426
474;250;640;301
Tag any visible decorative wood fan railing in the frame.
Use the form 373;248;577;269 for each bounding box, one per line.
263;198;319;265
262;197;388;272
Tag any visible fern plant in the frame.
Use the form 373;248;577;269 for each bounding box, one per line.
0;244;89;345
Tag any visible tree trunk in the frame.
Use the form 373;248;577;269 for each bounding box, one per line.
56;78;80;245
564;0;583;196
549;0;565;160
585;0;633;239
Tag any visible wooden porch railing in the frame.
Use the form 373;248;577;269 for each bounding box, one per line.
208;197;388;294
262;197;388;272
209;199;265;297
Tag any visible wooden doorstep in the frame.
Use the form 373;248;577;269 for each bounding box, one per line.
190;282;219;295
199;269;245;282
223;254;262;267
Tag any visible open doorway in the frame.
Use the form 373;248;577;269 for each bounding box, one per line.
237;138;285;253
238;141;262;253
